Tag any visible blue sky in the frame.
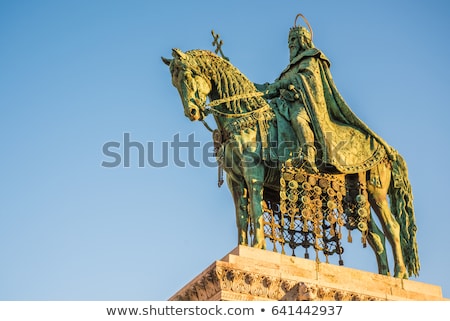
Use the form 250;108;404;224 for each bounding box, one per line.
1;0;449;300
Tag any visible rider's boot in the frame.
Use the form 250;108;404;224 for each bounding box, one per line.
303;144;318;173
290;150;303;168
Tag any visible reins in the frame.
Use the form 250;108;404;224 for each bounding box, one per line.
206;91;264;112
199;91;267;132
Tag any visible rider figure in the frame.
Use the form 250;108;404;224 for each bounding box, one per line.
256;14;394;174
256;14;319;172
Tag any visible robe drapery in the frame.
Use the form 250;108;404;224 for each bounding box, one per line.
274;48;394;174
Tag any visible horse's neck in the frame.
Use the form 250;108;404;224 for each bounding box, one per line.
208;91;234;129
210;79;255;115
205;57;259;127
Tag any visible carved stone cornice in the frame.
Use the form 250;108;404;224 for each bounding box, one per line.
169;246;445;301
170;263;380;301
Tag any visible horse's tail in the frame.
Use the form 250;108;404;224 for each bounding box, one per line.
388;150;420;277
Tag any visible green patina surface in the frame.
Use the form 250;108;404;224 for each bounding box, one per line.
162;14;419;279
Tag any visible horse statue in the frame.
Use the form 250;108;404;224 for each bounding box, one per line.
162;48;419;279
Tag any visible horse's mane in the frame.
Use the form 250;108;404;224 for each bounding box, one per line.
185;49;265;114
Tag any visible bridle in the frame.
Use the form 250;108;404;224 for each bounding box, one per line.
199;91;266;132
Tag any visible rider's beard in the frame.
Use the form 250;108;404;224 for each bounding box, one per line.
289;45;300;62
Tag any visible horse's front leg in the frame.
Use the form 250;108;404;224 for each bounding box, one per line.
243;165;266;249
226;175;249;246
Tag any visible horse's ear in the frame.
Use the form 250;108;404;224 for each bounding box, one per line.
172;48;187;60
161;56;172;66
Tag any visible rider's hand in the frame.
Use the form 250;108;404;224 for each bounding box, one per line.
263;83;279;99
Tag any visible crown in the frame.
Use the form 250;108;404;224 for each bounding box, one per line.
290;13;313;41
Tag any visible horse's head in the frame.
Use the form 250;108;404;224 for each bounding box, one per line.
162;48;211;121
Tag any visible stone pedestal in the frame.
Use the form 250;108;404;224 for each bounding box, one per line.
169;246;445;301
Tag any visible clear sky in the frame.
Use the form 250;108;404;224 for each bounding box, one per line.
1;0;449;300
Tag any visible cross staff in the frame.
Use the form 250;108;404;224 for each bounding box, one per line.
211;30;229;61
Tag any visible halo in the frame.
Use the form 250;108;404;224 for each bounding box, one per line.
294;13;313;41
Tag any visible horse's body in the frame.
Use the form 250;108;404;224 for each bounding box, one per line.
163;48;419;278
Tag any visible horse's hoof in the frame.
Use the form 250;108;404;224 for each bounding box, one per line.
378;266;390;276
252;241;267;250
394;268;408;279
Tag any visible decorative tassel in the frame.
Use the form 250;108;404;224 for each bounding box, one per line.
218;165;224;187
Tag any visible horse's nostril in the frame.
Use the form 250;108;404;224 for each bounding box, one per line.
190;108;197;116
